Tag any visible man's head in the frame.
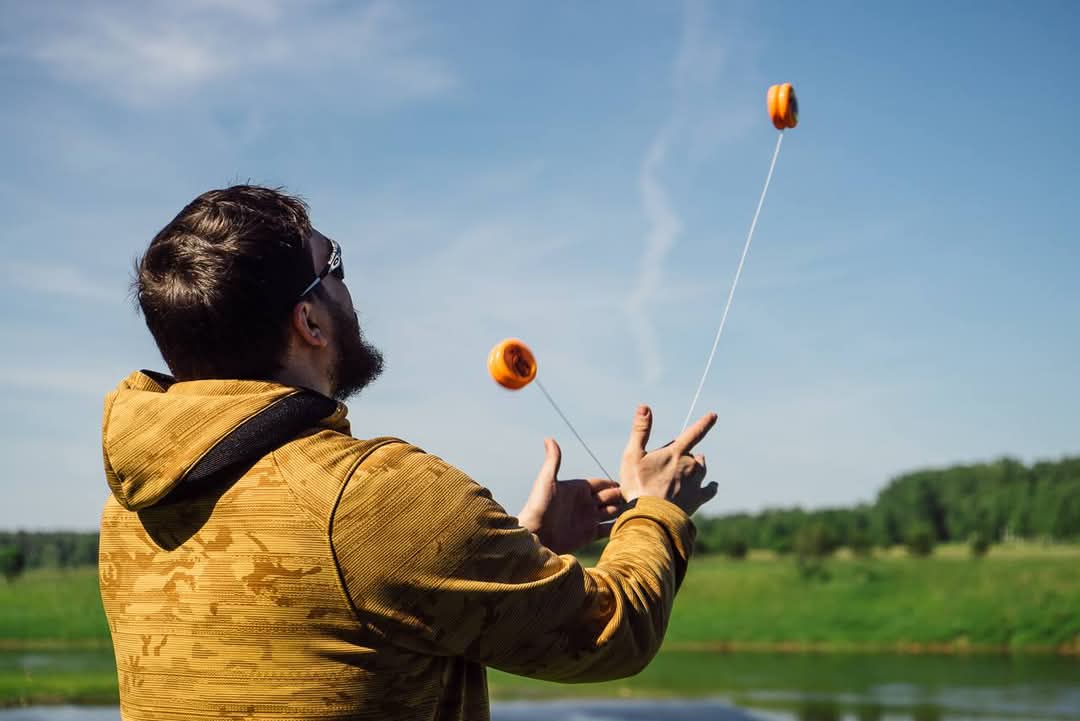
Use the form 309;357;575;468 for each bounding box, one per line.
135;185;383;400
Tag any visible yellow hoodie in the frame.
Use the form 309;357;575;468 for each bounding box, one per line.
99;371;695;721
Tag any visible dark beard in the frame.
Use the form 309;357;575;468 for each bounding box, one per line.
326;300;384;402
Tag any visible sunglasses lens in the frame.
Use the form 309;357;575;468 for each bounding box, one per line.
330;240;344;280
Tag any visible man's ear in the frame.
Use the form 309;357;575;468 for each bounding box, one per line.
290;300;329;349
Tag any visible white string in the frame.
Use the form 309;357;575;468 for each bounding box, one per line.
682;130;785;431
535;378;614;481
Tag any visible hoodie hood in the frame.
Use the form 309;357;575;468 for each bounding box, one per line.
103;371;347;511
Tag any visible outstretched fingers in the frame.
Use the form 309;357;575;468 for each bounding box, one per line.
673;412;718;456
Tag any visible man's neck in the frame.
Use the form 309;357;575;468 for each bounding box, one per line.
272;365;332;397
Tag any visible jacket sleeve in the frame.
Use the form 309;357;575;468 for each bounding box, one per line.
330;442;695;682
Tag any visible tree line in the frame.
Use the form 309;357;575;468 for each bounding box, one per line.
2;454;1078;577
0;531;98;578
696;454;1080;557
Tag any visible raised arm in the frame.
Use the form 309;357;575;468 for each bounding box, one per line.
330;407;717;683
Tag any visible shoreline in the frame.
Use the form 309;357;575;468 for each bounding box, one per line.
663;639;1080;656
0;639;111;651
6;644;1080;711
4;637;1080;656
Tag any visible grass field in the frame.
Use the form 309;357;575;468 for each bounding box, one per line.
3;545;1080;652
0;568;110;648
2;546;1079;706
664;548;1080;652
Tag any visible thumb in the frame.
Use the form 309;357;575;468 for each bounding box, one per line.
623;404;652;457
525;438;561;509
537;437;562;484
521;439;561;527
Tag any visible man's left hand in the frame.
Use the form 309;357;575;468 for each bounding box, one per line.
517;438;624;555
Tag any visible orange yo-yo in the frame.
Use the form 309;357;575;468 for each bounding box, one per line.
488;338;538;390
767;83;798;130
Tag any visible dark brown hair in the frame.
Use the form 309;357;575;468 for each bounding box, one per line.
135;185;315;380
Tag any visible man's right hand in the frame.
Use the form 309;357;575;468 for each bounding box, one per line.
618;405;718;517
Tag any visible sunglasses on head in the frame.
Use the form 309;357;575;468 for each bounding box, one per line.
298;236;344;299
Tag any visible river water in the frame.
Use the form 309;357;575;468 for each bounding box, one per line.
2;649;1078;720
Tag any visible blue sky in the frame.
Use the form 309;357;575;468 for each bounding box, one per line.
1;0;1077;530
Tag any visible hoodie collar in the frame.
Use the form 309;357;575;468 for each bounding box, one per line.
102;371;345;510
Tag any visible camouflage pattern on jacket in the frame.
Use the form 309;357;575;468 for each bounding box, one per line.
100;371;695;721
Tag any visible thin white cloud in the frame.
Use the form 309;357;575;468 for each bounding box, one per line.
14;0;456;109
626;0;713;383
625;1;760;386
628;125;682;383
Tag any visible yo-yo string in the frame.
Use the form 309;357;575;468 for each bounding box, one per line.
682;130;785;432
534;378;615;481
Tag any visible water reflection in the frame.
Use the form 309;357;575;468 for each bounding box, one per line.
3;650;1080;720
0;702;764;721
0;709;118;721
795;700;845;721
780;700;930;721
2;698;1080;721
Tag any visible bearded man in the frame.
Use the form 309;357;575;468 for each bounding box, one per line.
99;185;718;721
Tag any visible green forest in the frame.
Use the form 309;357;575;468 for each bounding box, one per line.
695;454;1080;558
0;532;97;578
2;454;1078;578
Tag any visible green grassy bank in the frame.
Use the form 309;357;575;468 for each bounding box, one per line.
0;569;110;649
2;547;1079;705
666;551;1080;653
4;547;1080;652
